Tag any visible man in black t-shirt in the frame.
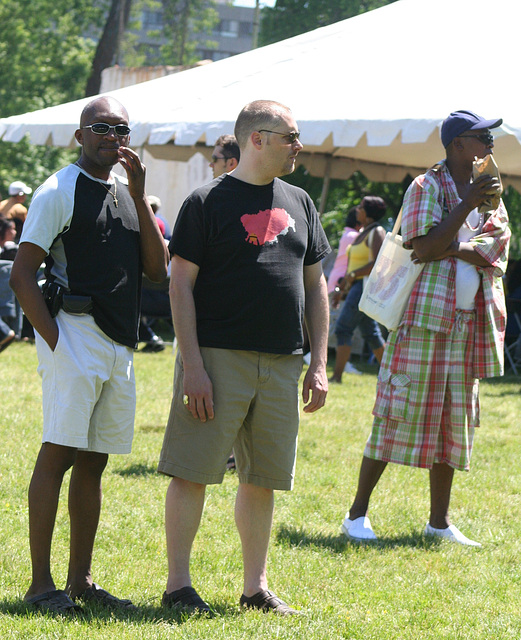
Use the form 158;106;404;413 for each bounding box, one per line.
10;97;168;615
159;100;330;615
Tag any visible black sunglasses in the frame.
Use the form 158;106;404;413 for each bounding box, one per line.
211;154;230;163
258;129;301;143
458;132;494;146
82;123;131;136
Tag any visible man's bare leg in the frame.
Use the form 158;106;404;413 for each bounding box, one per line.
24;443;77;599
66;451;108;597
235;483;274;597
165;477;206;593
428;462;454;529
349;456;388;520
330;345;352;382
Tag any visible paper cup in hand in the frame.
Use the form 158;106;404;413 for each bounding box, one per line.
472;154;502;213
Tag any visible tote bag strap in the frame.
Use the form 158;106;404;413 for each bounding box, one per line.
391;208;403;238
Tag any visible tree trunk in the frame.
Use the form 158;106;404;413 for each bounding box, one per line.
178;0;190;66
85;0;132;97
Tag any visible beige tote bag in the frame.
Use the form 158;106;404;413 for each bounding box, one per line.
358;209;424;331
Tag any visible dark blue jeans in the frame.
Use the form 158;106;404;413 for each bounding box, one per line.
334;279;384;350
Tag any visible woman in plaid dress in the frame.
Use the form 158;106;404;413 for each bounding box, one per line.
341;110;510;546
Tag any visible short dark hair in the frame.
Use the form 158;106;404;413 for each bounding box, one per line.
345;206;358;229
361;196;387;221
234;100;290;149
0;217;15;241
215;134;240;161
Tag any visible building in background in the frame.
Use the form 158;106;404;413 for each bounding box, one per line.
200;2;254;61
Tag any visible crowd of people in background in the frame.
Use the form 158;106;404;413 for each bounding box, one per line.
0;181;31;351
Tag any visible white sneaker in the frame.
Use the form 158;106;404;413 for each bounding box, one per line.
424;523;481;547
341;516;377;541
344;362;362;375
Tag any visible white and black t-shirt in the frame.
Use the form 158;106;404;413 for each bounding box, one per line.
21;164;142;348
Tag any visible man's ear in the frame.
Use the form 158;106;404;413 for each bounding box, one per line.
250;131;263;150
74;128;83;146
228;157;239;170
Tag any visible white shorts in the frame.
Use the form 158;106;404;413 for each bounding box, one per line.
35;310;136;454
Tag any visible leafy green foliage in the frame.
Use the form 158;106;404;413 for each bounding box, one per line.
0;140;78;204
0;0;103;196
0;0;101;116
260;0;397;46
502;186;521;258
284;167;409;250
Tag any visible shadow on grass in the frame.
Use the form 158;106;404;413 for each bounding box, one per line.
113;463;158;477
275;524;445;552
0;597;239;625
139;424;166;433
481;375;520;390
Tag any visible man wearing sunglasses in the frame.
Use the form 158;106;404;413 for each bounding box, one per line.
10;96;168;614
159;100;330;615
342;110;510;547
209;134;240;179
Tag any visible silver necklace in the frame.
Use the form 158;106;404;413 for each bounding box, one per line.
75;161;118;207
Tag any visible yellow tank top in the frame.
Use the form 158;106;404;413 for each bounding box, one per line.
346;236;372;276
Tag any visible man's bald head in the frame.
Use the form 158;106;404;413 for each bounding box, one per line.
80;96;129;128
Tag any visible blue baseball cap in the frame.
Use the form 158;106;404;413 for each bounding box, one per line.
441;110;502;148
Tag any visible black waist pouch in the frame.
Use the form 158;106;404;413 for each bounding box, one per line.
62;294;93;315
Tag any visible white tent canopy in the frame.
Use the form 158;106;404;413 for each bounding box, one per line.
2;0;521;190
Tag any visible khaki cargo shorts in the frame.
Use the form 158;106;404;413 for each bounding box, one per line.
158;347;303;490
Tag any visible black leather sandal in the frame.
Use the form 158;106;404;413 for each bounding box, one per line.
162;586;212;614
74;583;137;610
240;589;299;615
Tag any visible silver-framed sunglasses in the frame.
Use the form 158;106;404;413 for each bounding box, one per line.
82;123;131;136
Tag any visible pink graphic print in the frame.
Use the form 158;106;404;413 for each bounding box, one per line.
241;208;296;245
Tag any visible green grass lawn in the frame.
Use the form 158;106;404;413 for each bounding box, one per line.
1;342;520;639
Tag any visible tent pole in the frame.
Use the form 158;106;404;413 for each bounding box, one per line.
318;158;332;216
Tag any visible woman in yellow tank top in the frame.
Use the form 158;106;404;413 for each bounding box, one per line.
330;196;387;382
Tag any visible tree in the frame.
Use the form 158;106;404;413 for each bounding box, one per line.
0;0;102;194
0;0;100;116
0;0;219;195
259;0;397;47
159;0;218;66
86;0;133;96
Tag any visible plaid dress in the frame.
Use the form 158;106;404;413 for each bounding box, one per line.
365;161;510;470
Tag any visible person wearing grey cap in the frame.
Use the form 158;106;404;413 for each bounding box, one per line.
341;110;510;547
